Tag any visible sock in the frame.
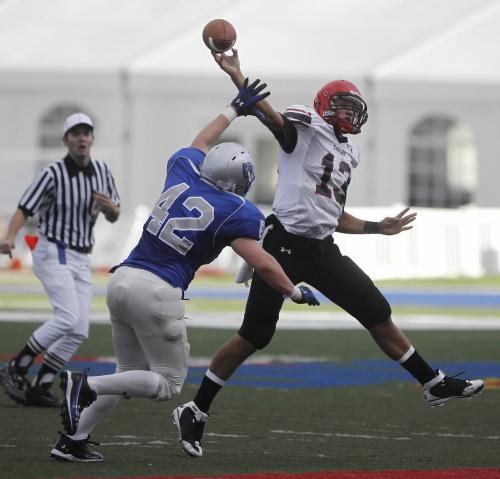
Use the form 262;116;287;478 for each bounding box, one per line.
33;352;65;388
87;370;162;398
398;346;436;385
11;336;44;375
70;394;122;441
193;370;225;413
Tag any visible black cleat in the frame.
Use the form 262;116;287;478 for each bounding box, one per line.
0;364;29;404
50;432;103;462
25;385;62;407
172;401;208;457
60;370;97;435
423;369;485;407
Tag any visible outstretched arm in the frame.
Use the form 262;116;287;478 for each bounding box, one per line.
191;77;270;153
212;49;284;131
337;208;417;235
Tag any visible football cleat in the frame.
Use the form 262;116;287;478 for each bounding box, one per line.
172;401;208;458
423;369;485;407
0;364;29;404
60;370;97;435
25;385;62;407
50;432;103;462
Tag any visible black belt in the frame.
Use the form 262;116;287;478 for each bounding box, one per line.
46;237;92;254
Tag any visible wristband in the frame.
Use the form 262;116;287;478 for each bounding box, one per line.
221;105;238;122
363;221;379;234
288;286;302;301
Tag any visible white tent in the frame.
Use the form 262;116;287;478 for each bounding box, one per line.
1;0;499;276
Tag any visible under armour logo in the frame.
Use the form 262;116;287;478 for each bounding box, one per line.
235;99;244;106
280;247;292;255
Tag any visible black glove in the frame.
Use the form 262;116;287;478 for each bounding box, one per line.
291;285;320;306
231;78;270;117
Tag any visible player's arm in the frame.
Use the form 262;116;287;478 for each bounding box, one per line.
337;208;417;235
231;237;319;305
212;49;284;132
191;76;271;153
0;208;28;257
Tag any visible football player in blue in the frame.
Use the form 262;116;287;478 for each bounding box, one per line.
49;78;319;462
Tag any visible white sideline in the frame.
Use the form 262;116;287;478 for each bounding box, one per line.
1;311;500;330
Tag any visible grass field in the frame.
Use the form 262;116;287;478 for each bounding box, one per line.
0;320;499;479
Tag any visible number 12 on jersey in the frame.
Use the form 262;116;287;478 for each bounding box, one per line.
315;152;351;208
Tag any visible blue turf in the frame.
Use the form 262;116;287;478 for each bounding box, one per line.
58;359;500;389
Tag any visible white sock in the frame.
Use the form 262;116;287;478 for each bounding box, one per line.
88;370;162;398
70;394;121;441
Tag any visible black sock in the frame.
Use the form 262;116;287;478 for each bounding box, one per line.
399;349;436;385
193;374;223;413
33;352;64;388
11;338;43;375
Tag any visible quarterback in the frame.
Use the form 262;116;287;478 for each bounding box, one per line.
172;49;485;458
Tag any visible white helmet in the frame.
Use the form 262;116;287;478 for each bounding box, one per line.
200;142;255;197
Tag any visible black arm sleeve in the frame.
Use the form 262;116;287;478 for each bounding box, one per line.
271;115;298;154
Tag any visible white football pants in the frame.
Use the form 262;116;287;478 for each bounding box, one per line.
72;266;189;439
31;236;92;362
106;266;189;397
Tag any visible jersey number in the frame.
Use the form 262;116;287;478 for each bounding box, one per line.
147;183;214;255
315;153;351;207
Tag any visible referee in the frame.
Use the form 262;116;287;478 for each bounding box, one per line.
0;112;120;407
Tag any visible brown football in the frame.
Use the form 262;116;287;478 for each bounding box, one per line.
202;19;237;53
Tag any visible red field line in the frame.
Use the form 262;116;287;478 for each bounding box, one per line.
68;467;500;479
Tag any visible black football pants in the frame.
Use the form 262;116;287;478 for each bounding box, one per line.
239;215;391;349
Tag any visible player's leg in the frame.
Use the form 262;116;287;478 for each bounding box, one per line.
174;219;302;457
309;243;484;406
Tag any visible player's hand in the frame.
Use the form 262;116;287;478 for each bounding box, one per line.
0;239;15;258
212;48;241;76
230;78;270;117
291;285;320;306
378;207;417;235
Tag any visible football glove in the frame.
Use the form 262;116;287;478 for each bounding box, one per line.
291;285;320;306
231;78;270;117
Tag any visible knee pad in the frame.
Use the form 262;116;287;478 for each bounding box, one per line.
152;373;184;402
358;299;392;329
238;320;277;350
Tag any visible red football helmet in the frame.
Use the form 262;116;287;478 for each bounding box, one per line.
313;80;368;134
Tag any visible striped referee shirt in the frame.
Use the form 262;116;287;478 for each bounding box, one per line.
18;154;120;252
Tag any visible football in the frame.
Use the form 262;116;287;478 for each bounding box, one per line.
202;19;237;53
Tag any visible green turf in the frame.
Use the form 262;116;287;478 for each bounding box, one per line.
0;322;498;478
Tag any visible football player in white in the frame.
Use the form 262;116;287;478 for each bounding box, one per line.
172;49;485;458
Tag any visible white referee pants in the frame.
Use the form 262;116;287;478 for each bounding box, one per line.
106;266;189;400
31;236;92;363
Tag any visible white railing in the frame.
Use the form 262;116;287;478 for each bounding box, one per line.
2;205;499;279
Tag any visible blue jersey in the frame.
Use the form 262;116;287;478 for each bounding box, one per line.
117;147;265;291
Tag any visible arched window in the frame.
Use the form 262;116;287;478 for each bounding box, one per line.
408;116;477;207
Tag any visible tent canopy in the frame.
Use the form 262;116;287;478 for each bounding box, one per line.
0;0;498;82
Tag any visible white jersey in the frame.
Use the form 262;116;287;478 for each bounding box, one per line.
272;105;360;239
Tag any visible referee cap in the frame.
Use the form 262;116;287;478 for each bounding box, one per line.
63;113;94;136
